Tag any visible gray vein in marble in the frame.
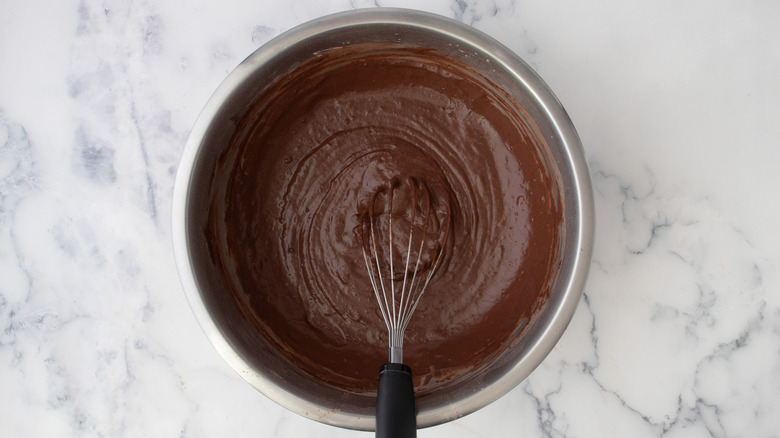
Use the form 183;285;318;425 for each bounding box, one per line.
143;14;164;57
129;98;159;224
451;0;503;25
580;156;777;436
567;292;663;436
69;0;189;226
350;0;382;10
522;370;563;437
251;25;278;47
73;125;117;184
0;115;38;344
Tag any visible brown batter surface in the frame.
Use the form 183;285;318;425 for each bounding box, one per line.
208;44;563;394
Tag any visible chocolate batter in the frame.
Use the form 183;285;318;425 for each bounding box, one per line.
207;44;563;394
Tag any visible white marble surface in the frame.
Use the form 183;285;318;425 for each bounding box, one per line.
2;0;779;436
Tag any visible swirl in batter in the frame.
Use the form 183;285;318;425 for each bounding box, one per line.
208;44;563;393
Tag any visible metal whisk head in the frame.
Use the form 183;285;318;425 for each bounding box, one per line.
360;177;449;364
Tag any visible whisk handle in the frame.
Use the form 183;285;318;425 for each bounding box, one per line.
376;363;416;438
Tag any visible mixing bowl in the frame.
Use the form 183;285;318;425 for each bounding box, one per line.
172;8;593;430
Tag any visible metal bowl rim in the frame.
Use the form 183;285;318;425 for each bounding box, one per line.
172;7;594;431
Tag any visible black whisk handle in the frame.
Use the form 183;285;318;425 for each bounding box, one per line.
376;363;416;438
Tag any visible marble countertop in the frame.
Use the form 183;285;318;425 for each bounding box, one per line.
2;0;778;436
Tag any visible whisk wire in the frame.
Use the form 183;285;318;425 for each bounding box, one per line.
363;197;391;335
360;177;447;364
388;188;396;334
397;184;417;337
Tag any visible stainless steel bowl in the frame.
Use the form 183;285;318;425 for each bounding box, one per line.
172;8;593;430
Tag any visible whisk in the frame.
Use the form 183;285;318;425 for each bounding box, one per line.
360;176;449;438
